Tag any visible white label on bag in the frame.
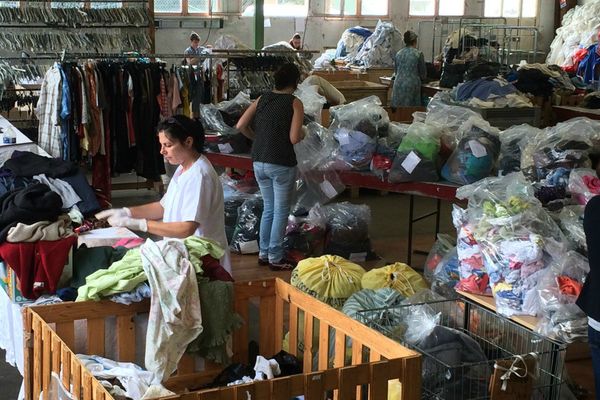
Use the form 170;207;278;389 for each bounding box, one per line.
401;151;421;173
218;143;234;154
320;180;338;199
469;140;487;158
239;240;259;254
349;252;367;262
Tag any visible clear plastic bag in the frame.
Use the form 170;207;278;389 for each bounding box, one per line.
329;96;390;138
322;202;374;261
441;121;501;185
199;104;239;135
389;122;441;183
352;20;402;68
498;124;541;176
294;122;338;173
292;169;345;216
430;247;460;299
536;303;588;343
558;206;586;253
370;137;397;181
215;91;252;126
332;128;376;170
386;122;410;145
284;204;327;263
423;233;455;283
294;83;327;124
230;195;263;254
402;304;441;345
568;168;600;206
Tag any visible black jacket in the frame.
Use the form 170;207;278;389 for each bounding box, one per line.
577;195;600;321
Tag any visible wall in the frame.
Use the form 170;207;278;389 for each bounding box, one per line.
155;0;555;62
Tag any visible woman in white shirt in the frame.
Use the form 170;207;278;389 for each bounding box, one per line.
96;116;231;272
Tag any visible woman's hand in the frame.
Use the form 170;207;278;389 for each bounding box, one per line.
108;216;148;232
95;208;131;225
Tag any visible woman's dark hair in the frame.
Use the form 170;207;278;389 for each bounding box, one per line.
273;63;301;90
156;115;205;153
404;30;418;46
292;33;301;40
190;32;200;41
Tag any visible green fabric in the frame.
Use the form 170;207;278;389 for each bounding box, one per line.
397;136;439;161
76;237;225;301
186;278;243;364
72;245;129;288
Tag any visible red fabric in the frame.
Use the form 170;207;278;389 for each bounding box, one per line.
112;238;145;249
371;155;392;171
0;236;77;299
565;48;590;73
200;255;234;282
556;275;582;297
583;175;600;194
455;274;489;295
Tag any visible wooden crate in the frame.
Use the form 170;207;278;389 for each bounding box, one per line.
24;278;421;400
329;80;389;106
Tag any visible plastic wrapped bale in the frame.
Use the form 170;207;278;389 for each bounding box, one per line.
290;255;366;309
283;205;327;263
520;117;600;182
216;91;252;127
568;168;600;206
370;137;397;181
329;96;390;138
352;20;402;68
456;173;571;317
425;92;481;149
322;202;374;261
430;247;460;299
294;122;338;173
220;171;259;195
230;196;263;254
559;206;586;254
361;263;429;298
536;303;588;343
332;128;376;170
224;194;252;243
342;288;405;328
497;124;541;175
294;82;327;124
199;104;238;135
441;118;501;185
386;122;410;144
451;205;489;295
206;132;253;154
424;234;455;284
389;122;441;183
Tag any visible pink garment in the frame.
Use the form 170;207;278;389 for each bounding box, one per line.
113;237;145;249
583;175;600;193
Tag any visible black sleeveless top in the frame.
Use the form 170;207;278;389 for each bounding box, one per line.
251;92;297;167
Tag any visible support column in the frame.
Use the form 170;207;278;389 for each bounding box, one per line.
254;0;265;49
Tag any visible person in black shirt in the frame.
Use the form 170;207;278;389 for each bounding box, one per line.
236;63;304;270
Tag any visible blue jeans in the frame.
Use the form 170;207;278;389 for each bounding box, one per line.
590;325;600;399
253;162;296;263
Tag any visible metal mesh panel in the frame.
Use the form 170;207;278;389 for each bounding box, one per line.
154;0;181;13
188;0;208;13
357;298;566;399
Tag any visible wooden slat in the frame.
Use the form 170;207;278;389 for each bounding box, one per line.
370;360;390;400
233;297;248;363
352;341;364;400
369;350;381;362
197;389;220;400
303;312;314;372
338;364;370;400
33;318;42;400
252;379;271;400
234;383;255;400
71;357;81;400
61;348;71;395
177;354;196;375
56;322;75;350
233;280;276;300
274;294;284;355
288;303;298;356
23;309;33;400
82;370;93;400
94;384;105;400
116;315;136;362
401;355;422;400
42;325;52;400
28;300;150;323
51;336;61;374
259;294;276;358
271;375;304;399
334;330;345;369
318;321;330;370
219;386;236;398
304;370;328;400
86;318;105;356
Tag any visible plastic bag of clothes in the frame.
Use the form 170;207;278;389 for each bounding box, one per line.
335;26;372;59
342;288;405;328
294;122;338;173
215;91;252;127
332;128;376;170
229;196;263;254
370;137;397;181
559;206;586;254
430;247;460;299
224;192;253;244
389;122;441;183
352;20;402;68
456;173;571;316
206;132;252;154
452;205;489;295
283;205;327;264
329;96;390;138
361;263;428;298
322;202;374;261
441;118;501;185
199;104;238;135
292;170;345;216
497;124;541;175
536;303;588;343
290;254;365;309
294;83;327;124
424;234;455;283
520;117;600;182
568;168;600;206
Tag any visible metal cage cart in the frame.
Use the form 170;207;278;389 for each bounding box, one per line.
357;297;565;399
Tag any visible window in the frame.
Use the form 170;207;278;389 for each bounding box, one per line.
241;0;308;17
484;0;538;18
409;0;464;17
325;0;388;17
155;0;222;14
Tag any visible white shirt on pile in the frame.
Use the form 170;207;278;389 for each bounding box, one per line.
160;155;231;272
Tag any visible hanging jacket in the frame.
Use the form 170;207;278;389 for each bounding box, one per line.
577;44;600;83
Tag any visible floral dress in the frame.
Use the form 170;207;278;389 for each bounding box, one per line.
391;46;427;107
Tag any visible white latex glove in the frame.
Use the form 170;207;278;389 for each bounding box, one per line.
109;216;148;232
95;207;131;221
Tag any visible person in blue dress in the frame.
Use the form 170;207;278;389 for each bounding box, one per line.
391;30;427;109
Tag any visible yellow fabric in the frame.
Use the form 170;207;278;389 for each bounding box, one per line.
291;255;365;308
361;263;428;297
388;379;402;400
